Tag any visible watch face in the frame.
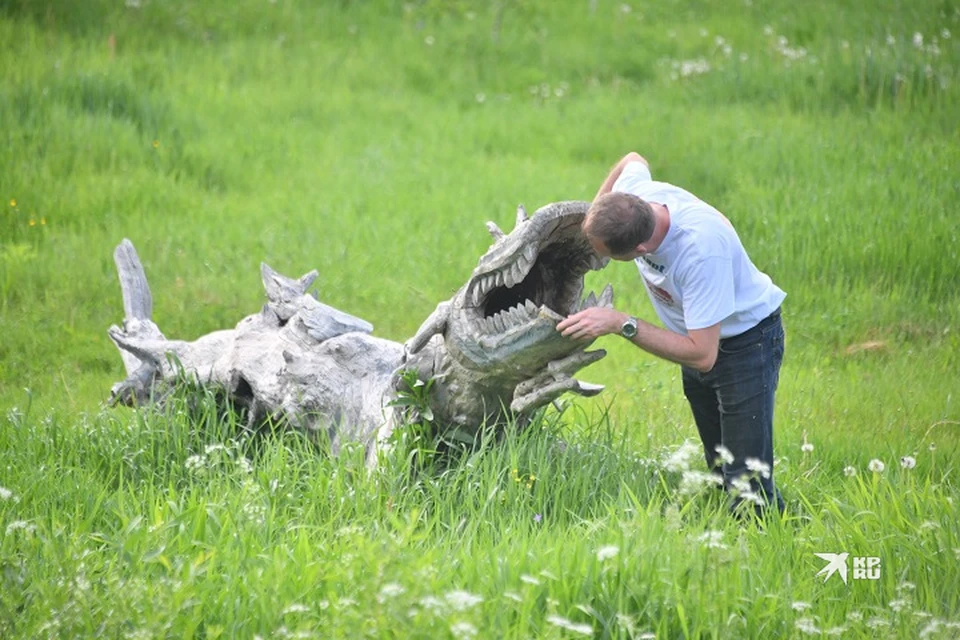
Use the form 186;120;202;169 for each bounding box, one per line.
621;319;638;338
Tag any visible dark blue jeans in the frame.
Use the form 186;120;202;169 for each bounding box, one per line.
681;309;785;514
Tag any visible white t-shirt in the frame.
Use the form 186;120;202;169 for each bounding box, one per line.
612;161;785;339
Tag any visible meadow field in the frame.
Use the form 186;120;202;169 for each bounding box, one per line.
2;0;959;637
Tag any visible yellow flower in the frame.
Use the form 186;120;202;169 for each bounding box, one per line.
153;140;160;148
29;219;36;226
9;199;16;207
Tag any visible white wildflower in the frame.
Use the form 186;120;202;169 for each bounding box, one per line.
738;491;765;506
204;443;227;455
185;454;207;472
843;466;857;477
886;34;897;46
696;530;727;549
866;617;890;628
282;604;309;615
942;29;951;40
679;59;711;78
5;520;36;535
889;598;910;612
379;583;405;601
503;591;523;603
900;455;916;469
450;621;478;639
791;601;812;612
445;590;483;612
913;32;924;48
731;477;752;493
795;617;820;635
596;545;619;561
424;35;435;46
638;634;657;640
475;93;486;104
801;442;814;453
714;444;734;466
825;626;848;636
897;581;916;592
763;25;774;36
846;611;863;622
520;574;541;585
679;470;723;495
0;486;13;501
419;595;445;614
919;620;943;638
546;615;593;636
868;459;885;473
663;441;702;471
745;457;771;479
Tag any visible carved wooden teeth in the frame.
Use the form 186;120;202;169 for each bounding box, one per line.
480;299;540;334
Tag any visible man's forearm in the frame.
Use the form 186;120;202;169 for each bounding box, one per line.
627;317;717;372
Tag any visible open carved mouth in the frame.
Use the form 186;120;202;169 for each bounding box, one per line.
466;214;607;336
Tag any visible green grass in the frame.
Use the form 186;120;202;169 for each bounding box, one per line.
2;0;959;637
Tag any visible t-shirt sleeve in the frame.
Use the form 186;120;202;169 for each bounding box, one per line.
611;161;652;195
679;256;736;331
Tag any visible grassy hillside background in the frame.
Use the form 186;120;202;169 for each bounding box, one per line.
1;0;959;637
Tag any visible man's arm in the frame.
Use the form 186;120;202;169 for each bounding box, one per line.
594;152;650;201
556;307;720;372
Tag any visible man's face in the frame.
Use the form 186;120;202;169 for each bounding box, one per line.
588;235;645;262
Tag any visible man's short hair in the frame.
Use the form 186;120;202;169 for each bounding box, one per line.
583;192;656;254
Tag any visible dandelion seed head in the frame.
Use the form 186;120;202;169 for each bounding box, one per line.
868;459;885;473
843;465;857;477
0;486;13;501
801;443;814;453
596;545;619;561
900;455;916;469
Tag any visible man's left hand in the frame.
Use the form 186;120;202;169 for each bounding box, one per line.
557;308;627;341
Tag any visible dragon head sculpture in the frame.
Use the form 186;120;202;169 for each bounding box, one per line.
403;200;614;430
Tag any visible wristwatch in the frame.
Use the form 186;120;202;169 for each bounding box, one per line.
620;316;638;339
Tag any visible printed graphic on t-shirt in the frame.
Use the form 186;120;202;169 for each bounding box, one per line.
644;279;675;306
640;256;666;274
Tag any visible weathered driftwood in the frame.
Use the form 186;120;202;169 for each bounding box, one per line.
108;201;613;463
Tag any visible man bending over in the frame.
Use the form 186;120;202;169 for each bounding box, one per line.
558;152;787;514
